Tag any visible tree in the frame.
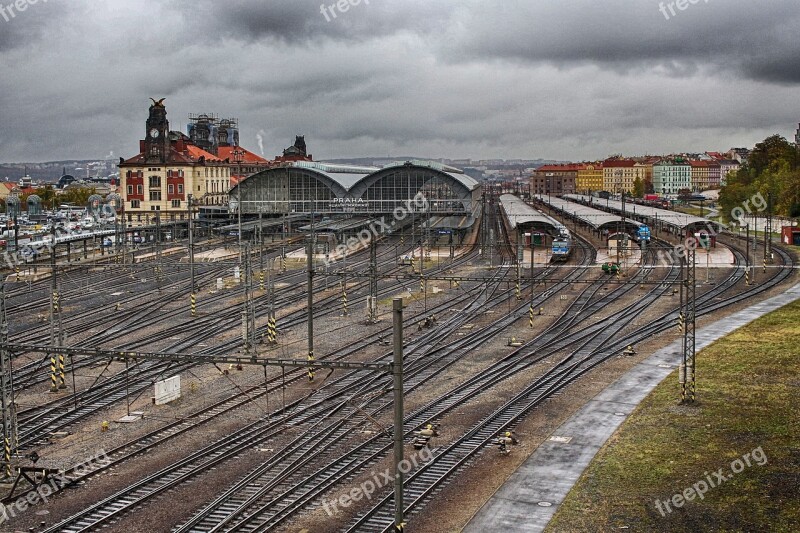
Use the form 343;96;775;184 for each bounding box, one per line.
59;187;97;207
35;185;57;210
632;177;645;198
720;134;800;220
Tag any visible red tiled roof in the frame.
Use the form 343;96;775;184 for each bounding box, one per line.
603;158;636;167
185;145;222;162
218;146;270;164
535;164;585;172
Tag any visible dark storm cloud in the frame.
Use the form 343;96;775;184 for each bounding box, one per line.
0;0;72;52
439;0;800;84
1;0;799;163
176;0;448;45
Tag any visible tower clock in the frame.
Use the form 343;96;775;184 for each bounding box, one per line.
145;98;170;163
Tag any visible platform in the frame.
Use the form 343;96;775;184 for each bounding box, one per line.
462;282;800;533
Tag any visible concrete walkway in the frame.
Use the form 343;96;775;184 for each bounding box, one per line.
463;283;800;533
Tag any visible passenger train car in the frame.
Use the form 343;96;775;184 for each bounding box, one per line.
551;231;572;262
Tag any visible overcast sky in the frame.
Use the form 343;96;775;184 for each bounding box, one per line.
1;0;799;163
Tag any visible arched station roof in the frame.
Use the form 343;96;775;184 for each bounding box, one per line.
230;160;481;215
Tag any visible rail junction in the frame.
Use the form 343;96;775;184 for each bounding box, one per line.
0;184;795;532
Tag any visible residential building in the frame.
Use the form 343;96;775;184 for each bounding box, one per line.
689;160;720;191
718;160;740;187
576;163;603;192
652;159;691;195
727;147;750;164
531;164;578;195
602;158;645;194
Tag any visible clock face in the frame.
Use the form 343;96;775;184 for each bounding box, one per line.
150;128;159;138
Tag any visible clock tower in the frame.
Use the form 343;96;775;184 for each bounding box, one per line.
145;98;171;163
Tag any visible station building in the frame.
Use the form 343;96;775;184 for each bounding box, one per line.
119;100;268;225
230;159;482;218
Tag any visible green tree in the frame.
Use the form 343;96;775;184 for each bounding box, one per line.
59;187;97;207
720;134;800;220
632;177;644;198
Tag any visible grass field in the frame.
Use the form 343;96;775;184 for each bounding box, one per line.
546;300;800;533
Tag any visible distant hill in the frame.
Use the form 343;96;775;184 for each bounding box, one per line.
0;159;117;183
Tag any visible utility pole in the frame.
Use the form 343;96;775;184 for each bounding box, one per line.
368;236;378;323
233;148;245;264
680;236;697;403
392;297;405;533
765;192;773;268
155;214;163;290
1;282;18;480
188;194;196;317
307;215;315;379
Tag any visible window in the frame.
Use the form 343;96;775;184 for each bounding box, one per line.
177;184;183;193
171;200;181;208
127;185;133;195
130;200;140;208
149;176;161;188
137;185;143;194
168;184;174;194
149;191;162;201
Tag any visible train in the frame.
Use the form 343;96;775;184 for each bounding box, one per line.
551;230;573;262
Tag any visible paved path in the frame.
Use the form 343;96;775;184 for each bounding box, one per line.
463;283;800;533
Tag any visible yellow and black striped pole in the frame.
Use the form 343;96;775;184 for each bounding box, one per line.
515;281;521;300
678;312;684;333
191;293;197;317
762;258;766;274
266;315;277;343
49;353;58;392
745;269;750;285
4;436;11;479
281;253;286;273
307;353;315;382
58;352;66;389
529;305;534;328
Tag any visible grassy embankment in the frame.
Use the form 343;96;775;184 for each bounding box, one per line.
546;300;800;532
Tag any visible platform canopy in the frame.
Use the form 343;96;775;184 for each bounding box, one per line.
536;194;644;233
564;194;723;233
499;194;564;235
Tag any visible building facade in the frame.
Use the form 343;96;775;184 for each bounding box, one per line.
576;163;603;192
531;165;578;195
602;159;645;194
120;100;232;224
690;160;721;191
718;160;740;187
652;159;691;195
